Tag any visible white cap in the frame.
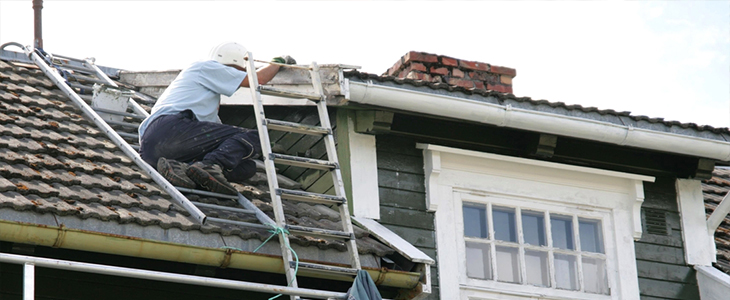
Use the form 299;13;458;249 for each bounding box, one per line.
209;42;248;69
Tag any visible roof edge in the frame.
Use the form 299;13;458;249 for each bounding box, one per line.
347;80;730;162
0;218;422;289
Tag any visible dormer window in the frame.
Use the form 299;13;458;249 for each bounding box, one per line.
463;202;609;294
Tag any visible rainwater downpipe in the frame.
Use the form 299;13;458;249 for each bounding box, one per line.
347;81;730;162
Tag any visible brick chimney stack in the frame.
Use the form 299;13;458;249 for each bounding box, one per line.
385;51;516;94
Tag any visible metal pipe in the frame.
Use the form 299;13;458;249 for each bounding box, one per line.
33;0;43;49
347;81;730;162
24;263;35;300
1;253;348;299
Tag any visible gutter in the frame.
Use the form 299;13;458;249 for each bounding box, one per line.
0;219;421;289
347;81;730;162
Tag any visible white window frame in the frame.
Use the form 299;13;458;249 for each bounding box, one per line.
457;193;612;297
418;144;654;300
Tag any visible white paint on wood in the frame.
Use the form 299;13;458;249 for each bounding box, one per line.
696;265;730;300
437;190;462;299
352;217;435;264
707;191;730;235
630;180;645;240
421;143;651;300
23;263;34;300
423;149;441;212
677;179;717;265
348;116;380;219
417;144;654;183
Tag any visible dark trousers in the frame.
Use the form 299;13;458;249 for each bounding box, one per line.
139;110;260;182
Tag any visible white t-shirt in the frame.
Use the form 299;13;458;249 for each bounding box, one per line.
138;60;247;140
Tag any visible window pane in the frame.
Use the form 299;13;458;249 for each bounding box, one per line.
579;219;604;253
463;204;488;238
522;211;546;246
583;257;609;294
551;215;574;250
495;246;520;283
525;250;549;287
465;242;492;279
494;207;517;242
555;254;578;290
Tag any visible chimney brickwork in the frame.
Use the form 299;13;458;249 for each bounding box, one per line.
386;51;516;93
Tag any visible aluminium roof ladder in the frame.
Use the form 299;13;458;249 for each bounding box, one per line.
244;53;362;299
17;44;362;299
18;45;280;243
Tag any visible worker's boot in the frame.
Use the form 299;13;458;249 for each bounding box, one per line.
186;161;238;195
157;157;196;189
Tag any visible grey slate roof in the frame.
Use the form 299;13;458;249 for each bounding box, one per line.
344;70;730;142
702;168;730;274
0;59;393;261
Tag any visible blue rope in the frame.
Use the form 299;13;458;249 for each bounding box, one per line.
253;223;299;300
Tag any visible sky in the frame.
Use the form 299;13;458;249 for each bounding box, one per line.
1;1;729;128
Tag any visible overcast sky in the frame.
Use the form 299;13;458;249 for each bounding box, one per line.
1;1;729;128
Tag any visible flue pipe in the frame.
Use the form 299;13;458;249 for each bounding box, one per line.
33;0;43;48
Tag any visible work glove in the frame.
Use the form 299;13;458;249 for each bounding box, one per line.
272;55;296;65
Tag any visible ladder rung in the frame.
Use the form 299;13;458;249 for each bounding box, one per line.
286;225;354;240
266;119;330;135
56;63;95;74
192;201;255;215
116;131;138;139
270;153;338;170
276;189;345;205
293;262;358;276
206;217;270;230
67;82;94;93
105;119;140;129
92;107;147;120
259;86;322;101
67;72;109;85
175;186;239;200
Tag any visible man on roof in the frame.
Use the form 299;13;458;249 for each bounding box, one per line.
137;42;295;195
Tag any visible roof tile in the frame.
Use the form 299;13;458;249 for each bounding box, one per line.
0;176;17;192
0;191;35;210
11;179;59;197
0;59;396;261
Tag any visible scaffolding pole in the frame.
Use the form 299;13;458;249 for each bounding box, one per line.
0;252;347;299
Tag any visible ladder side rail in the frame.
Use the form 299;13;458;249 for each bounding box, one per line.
128;98;150;118
244;53;299;294
24;47;207;224
237;194;276;226
84;58;118;87
310;63;361;270
84;58;151;120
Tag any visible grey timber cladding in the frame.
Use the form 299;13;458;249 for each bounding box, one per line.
375;135;440;300
637;177;700;300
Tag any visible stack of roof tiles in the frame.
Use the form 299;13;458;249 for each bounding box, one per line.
0;58;392;257
702;168;730;273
